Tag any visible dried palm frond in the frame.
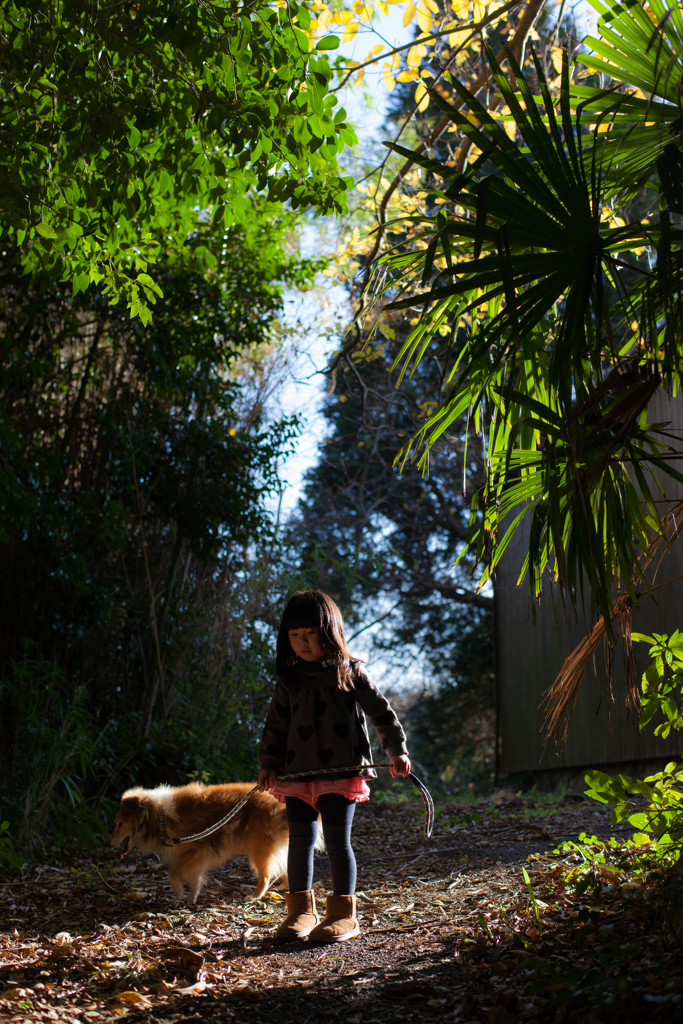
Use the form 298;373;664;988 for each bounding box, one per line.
642;498;683;577
542;596;635;752
542;496;683;752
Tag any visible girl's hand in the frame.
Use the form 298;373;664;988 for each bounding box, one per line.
390;754;411;778
258;768;278;792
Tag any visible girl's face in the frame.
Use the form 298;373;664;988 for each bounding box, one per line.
288;627;324;663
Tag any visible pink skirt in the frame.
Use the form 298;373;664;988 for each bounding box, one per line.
269;776;370;811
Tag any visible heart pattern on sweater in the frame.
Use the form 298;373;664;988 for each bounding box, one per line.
333;722;349;738
317;748;334;765
297;725;314;741
275;703;289;719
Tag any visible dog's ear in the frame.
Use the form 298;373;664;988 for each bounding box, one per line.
121;795;149;825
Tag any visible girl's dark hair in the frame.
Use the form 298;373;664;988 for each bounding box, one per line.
276;590;355;690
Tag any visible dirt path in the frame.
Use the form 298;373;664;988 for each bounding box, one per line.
0;792;680;1023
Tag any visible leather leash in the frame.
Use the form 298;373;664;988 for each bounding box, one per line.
156;763;434;847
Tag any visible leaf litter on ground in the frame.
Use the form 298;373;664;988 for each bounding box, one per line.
1;788;682;1023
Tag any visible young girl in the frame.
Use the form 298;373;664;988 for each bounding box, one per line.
258;589;410;943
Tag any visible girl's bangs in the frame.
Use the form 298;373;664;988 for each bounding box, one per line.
281;594;322;632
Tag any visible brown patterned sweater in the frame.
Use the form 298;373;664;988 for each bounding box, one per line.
258;660;408;782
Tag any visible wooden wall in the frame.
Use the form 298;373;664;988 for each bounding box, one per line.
496;390;683;774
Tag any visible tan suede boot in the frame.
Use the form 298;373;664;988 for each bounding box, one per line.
308;894;360;943
274;890;319;941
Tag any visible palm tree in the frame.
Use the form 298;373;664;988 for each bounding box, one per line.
363;1;683;732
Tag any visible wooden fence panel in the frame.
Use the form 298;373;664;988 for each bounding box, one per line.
496;390;683;773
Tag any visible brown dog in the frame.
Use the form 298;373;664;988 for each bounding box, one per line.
109;782;299;902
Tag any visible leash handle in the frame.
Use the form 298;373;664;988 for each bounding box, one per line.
156;763;434;845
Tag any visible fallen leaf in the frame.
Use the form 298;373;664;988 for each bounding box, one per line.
2;988;33;1000
226;983;264;1002
116;990;151;1005
162;945;204;970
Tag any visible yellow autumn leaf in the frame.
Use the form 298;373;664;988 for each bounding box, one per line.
353;0;372;21
393;51;400;67
397;69;418;81
417;7;433;31
365;44;384;60
342;19;359;41
403;2;417;26
415;80;429;111
406;43;427;67
116;991;151;1006
451;0;469;12
472;0;486;19
423;0;440;10
333;9;353;22
384;66;396;90
551;46;563;75
448;29;471;46
356;67;365;83
377;0;389;11
492;105;516;140
317;7;334;30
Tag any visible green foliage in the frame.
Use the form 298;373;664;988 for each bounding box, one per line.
0;821;23;870
405;617;495;789
522;865;541;921
564;633;683;872
368;0;683;630
0;0;356;320
632;629;683;738
0;210;314;844
0;644;96;847
576;0;683;198
585;762;683;861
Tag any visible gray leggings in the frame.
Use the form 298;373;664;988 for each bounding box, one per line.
285;793;357;896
